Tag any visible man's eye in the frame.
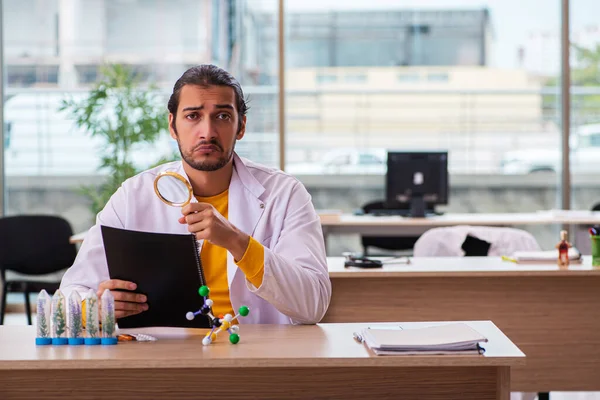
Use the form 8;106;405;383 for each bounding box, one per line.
186;113;198;120
217;113;231;120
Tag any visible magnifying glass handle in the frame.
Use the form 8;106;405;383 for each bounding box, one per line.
185;197;205;251
182;196;210;257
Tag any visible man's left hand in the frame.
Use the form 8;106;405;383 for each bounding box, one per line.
179;202;250;261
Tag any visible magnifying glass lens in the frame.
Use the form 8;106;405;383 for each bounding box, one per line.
154;172;193;207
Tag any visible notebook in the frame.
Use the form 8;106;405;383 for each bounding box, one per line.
101;225;211;329
512;248;582;264
360;323;487;356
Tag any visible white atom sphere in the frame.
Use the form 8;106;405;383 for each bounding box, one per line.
202;336;211;346
186;312;195;320
205;299;214;307
231;325;240;333
224;314;233;322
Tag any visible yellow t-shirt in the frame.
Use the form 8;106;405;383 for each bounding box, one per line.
195;189;265;318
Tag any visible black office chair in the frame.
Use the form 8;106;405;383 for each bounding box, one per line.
361;201;420;256
0;215;77;325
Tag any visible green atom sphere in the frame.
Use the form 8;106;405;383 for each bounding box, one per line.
238;306;250;317
198;286;209;297
229;333;240;344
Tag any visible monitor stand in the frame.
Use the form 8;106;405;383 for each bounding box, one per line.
410;195;426;218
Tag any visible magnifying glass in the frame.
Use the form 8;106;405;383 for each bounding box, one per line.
153;171;193;207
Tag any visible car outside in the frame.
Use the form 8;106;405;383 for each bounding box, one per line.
286;148;386;175
500;124;600;174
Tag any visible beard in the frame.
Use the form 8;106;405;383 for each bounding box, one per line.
177;137;235;172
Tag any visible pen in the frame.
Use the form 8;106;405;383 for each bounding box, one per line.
501;255;517;263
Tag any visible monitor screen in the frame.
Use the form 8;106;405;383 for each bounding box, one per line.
385;151;449;212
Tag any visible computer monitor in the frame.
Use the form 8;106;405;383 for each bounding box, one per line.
385;151;449;218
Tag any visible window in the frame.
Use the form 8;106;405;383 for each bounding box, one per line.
590;134;600;147
7;65;59;87
1;0;592;258
327;154;351;166
398;73;420;82
3;0;278;235
358;153;383;165
571;0;600;208
316;74;337;84
409;25;430;35
427;73;449;82
345;74;367;83
285;0;562;253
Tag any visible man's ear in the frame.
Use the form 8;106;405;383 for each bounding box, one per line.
236;115;247;140
168;113;177;140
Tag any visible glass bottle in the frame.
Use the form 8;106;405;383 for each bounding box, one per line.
51;290;68;345
101;289;118;345
67;291;84;345
557;230;571;268
35;290;52;345
84;289;101;345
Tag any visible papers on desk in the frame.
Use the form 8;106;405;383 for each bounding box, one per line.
512;248;582;264
360;323;487;356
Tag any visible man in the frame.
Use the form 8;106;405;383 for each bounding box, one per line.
60;65;331;325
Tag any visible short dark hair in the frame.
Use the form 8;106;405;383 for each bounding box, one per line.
168;64;248;132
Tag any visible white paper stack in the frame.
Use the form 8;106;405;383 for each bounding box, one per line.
512;248;582;264
360;323;487;356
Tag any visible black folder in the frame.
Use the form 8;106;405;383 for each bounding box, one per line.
101;225;210;328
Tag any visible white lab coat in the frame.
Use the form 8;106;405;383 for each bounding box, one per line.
413;225;541;257
60;153;331;325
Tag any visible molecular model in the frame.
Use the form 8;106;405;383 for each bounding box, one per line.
186;285;250;346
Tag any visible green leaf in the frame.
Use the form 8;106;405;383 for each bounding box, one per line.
60;64;170;220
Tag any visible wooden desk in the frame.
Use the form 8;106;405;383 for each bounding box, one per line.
325;256;600;392
69;230;87;244
0;322;523;400
320;211;600;253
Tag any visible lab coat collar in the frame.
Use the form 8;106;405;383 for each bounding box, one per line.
173;152;266;201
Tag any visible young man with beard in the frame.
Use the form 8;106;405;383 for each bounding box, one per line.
60;65;331;325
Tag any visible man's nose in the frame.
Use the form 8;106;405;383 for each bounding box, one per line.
195;118;218;139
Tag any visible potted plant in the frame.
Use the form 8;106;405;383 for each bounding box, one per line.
60;64;175;217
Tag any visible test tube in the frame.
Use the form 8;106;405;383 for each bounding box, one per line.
67;291;84;345
35;290;52;345
101;289;117;345
84;289;101;345
51;290;68;345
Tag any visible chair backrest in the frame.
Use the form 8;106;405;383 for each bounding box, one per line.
413;226;541;257
361;200;419;254
0;215;77;275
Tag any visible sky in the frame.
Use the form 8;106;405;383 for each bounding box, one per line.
281;0;600;75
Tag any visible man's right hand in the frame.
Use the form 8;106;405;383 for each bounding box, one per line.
97;279;149;319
